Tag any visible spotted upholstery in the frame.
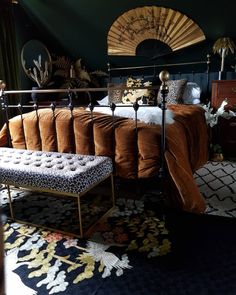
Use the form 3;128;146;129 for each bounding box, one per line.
0;148;113;195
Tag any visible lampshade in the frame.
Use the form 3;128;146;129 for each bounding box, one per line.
213;37;236;56
213;37;236;73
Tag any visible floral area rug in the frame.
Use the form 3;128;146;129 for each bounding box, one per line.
1;187;171;295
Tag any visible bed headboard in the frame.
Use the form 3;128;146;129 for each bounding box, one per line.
107;55;211;104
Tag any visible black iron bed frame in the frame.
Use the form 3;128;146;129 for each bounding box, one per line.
0;56;211;199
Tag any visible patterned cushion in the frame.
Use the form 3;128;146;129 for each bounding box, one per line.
182;82;201;104
157;79;187;104
122;77;156;105
108;83;124;104
0;148;113;195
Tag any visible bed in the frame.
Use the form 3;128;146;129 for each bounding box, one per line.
0;64;210;214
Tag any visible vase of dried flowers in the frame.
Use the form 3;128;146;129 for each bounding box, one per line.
22;53;51;102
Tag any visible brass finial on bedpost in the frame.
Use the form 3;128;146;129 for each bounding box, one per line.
0;80;6;89
159;70;169;106
159;70;169;83
0;80;6;94
159;70;169;108
159;70;169;105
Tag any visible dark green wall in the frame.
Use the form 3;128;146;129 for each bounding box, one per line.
16;0;236;73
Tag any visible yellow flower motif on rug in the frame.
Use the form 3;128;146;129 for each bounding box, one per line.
4;222;132;294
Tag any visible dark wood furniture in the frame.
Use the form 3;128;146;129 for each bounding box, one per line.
211;80;236;157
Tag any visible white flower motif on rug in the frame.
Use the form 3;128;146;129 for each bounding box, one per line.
3;222;132;295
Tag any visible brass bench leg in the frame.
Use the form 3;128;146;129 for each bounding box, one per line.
6;185;14;220
77;196;83;237
82;174;115;238
3;174;115;238
111;174;115;207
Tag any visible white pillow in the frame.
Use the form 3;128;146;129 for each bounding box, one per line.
182;82;201;104
98;95;109;105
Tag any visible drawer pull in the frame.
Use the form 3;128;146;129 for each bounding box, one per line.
232;87;236;93
229;122;236;127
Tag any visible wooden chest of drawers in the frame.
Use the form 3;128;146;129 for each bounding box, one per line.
212;80;236;111
211;80;236;157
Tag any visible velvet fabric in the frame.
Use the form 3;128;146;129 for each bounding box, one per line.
0;104;209;213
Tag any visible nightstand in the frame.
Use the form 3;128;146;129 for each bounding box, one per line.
211;80;236;157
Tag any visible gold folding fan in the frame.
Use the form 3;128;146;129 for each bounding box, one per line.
107;6;206;57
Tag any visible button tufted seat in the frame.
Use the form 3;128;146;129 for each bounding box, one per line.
0;147;114;237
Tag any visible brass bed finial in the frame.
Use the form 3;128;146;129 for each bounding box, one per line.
0;80;6;91
159;70;169;84
159;70;169;92
0;80;6;96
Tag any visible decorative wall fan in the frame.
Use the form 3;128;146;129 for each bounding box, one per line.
107;6;206;58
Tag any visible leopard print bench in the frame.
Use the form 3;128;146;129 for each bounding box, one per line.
0;147;114;237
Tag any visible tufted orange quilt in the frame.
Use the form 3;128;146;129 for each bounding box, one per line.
0;104;209;213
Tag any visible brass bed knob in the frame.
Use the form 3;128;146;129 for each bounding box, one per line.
0;80;6;91
159;70;170;83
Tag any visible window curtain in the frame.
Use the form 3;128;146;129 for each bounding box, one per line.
0;0;20;127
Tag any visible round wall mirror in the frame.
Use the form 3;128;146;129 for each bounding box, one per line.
21;39;52;88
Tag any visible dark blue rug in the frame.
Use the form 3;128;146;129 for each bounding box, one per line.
2;183;236;294
4;202;236;294
2;191;170;295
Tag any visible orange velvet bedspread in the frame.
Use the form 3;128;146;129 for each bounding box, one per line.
0;104;209;213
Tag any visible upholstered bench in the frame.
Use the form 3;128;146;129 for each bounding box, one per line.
0;147;114;237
